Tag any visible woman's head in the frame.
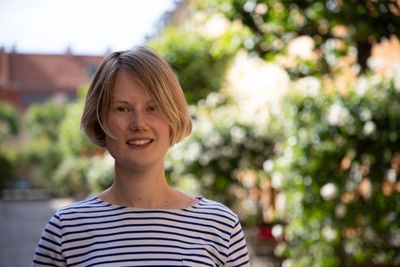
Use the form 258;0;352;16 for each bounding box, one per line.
81;46;192;147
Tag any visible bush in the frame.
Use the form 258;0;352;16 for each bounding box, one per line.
167;93;274;226
0;102;20;189
268;74;400;266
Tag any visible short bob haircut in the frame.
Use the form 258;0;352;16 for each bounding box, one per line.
81;46;192;147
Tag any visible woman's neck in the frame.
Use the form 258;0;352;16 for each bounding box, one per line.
98;164;196;209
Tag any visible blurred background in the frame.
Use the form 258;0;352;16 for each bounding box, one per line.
1;0;400;266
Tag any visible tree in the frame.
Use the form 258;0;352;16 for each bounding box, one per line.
21;89;109;196
211;0;400;73
148;9;245;104
54;87;108;196
25;100;66;141
0;102;20;189
23;100;66;190
0;102;19;142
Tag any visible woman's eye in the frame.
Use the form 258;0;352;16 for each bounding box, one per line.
147;106;156;112
116;107;130;112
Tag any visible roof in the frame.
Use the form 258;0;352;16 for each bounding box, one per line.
6;52;104;92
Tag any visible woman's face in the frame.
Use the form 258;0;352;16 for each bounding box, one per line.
104;71;171;173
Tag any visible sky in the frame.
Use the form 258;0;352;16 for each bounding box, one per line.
0;0;177;55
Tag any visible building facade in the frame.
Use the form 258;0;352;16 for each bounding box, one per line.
0;48;104;110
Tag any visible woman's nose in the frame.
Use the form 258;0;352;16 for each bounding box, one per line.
129;110;147;131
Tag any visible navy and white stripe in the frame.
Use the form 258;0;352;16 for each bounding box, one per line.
32;196;250;266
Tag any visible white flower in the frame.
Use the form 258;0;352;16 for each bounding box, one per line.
240;198;258;216
390;231;400;246
360;109;372;121
176;174;200;196
271;172;285;189
226;51;289;126
363;120;376;135
205;92;221;106
275;192;286;212
199;14;230;39
288;36;316;60
387;169;397;183
345;180;358;191
203;174;215;187
320;183;338;200
208;131;223;146
355;77;369;96
287;136;297;147
263;160;273;172
395;67;400;92
199;152;212;166
230;126;246;143
363;226;377;242
86;153;114;189
243;0;256;12
294;76;321;97
322;226;338;241
282;259;292;267
335;203;347;218
326;102;351;126
373;252;388;265
185;143;202;162
272;224;284;239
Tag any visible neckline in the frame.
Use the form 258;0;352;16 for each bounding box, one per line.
94;195;204;211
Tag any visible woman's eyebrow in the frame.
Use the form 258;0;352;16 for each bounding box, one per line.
112;100;129;104
112;99;155;104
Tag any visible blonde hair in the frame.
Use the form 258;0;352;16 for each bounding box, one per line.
81;46;192;147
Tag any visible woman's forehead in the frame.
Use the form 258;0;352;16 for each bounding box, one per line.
111;71;150;95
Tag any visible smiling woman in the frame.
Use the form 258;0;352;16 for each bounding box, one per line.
104;71;174;176
32;46;250;267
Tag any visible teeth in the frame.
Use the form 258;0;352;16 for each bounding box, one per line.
128;139;151;145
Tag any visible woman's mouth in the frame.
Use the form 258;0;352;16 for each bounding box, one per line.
126;139;153;145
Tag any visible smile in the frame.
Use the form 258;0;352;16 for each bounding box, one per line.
126;139;153;145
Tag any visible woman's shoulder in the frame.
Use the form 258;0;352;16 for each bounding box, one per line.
53;195;110;217
192;197;240;223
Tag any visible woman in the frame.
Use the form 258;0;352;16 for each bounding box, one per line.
33;46;250;266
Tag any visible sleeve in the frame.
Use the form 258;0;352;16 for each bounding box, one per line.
225;218;250;267
32;212;66;267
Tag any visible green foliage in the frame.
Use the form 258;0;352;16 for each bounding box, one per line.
25;100;66;141
85;154;114;193
211;0;400;72
268;75;400;266
22;93;103;195
0;148;18;189
167;93;275;226
23;100;67;190
52;87;112;196
52;157;91;196
23;136;63;189
148;23;243;104
0;102;20;141
50;87;110;196
58;87;96;157
0;102;20;189
19;88;111;196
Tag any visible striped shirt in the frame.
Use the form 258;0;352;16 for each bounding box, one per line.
32;196;250;267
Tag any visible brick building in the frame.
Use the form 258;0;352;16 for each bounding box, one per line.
0;48;104;110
